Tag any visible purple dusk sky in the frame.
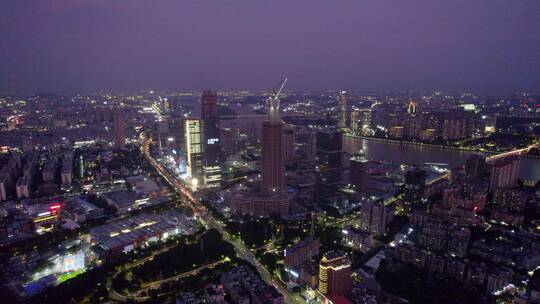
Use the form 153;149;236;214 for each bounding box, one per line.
1;0;539;94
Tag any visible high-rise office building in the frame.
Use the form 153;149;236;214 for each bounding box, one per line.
261;97;285;195
319;251;353;296
201;91;222;187
113;108;126;150
295;128;316;162
315;130;343;205
185;119;203;186
337;91;347;129
404;167;427;200
220;127;235;157
283;125;296;162
350;156;369;193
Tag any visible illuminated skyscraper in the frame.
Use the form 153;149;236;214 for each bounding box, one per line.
113;108;126;150
319;251;352;296
185;119;203;186
337;91;347;129
261;93;285;195
350;109;359;133
201;91;221;187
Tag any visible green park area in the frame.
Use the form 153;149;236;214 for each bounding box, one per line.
111;229;238;300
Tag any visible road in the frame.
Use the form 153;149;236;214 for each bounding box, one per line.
106;242;188;302
110;257;230;302
141;133;304;304
140;258;230;290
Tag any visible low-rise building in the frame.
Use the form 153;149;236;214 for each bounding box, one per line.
487;266;514;294
284;236;320;268
221;265;284;304
342;226;372;251
227;192;289;218
89;210;196;256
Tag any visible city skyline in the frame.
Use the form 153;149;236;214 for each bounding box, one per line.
2;2;540;304
1;0;540;94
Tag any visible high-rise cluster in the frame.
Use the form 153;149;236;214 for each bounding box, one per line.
184;91;222;188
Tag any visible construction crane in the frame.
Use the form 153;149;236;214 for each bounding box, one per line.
267;78;287;121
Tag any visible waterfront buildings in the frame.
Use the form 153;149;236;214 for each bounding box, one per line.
465;154;487;179
489;155;520;190
350;109;359;133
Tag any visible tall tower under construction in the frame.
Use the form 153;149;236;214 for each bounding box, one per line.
261;91;285;195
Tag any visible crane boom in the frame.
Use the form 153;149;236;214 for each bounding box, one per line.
273;78;287;100
267;77;287;121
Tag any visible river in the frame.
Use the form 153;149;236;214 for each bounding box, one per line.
343;135;540;181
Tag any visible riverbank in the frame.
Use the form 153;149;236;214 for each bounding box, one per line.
344;134;540;159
